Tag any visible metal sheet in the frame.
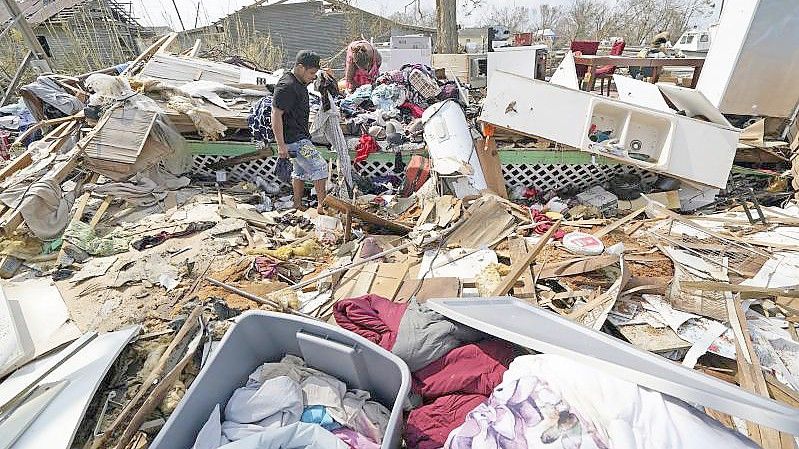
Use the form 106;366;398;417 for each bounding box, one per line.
5;327;139;449
426;297;799;434
0;382;67;449
0;333;95;412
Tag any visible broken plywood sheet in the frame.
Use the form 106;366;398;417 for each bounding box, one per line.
663;247;728;321
83;108;157;164
446;196;515;249
416;195;462;228
418;248;497;279
616;324;692;353
369;262;410;301
508;236;535;298
395;277;460;303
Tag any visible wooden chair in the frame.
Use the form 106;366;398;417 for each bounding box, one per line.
570;40;600;81
595;40;626;95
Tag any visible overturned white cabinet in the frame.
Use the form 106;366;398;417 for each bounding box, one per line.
480;70;740;189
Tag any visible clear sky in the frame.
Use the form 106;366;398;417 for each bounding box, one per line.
132;0;574;30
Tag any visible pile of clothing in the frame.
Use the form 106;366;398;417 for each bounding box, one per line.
446;354;760;449
340;64;458;143
190;355;391;449
333;295;517;449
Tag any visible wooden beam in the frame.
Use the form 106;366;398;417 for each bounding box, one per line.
508;235;536;302
323;195;412;234
89;196;113;229
0;50;32;107
681;281;799;298
0;121;71;182
157;32;179;54
726;296;782;449
121;34;172;77
493;220;561;296
189;38;202;57
593;206;647;239
90;305;204;449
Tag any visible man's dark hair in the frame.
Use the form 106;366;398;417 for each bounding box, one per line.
295;50;321;69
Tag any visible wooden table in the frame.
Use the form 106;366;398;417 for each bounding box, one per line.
573;55;705;91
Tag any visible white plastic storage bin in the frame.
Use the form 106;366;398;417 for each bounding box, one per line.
149;311;412;449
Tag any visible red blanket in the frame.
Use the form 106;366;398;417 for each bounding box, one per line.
333;294;407;351
406;394;489;449
412;340;516;400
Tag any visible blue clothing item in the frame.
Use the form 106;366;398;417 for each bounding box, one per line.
300;405;342;431
287;139;328;182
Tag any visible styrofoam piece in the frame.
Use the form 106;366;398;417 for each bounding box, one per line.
613;75;671;112
422;100;487;191
550;51;580;90
0;381;67;449
426;297;799;434
562;232;605;255
149;311;411;449
3;327;138;449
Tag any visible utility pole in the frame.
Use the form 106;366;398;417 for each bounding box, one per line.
435;0;457;53
0;0;52;70
170;0;186;31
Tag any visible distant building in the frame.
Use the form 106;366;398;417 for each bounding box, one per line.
183;0;435;70
0;0;151;71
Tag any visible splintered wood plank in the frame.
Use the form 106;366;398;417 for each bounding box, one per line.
475;137;508;198
727;296;782;449
395;277;460;304
370;262;409;301
333;265;365;302
508;236;536;303
349;264;378;297
89;196;113;230
493;221;561;296
704;408;735;431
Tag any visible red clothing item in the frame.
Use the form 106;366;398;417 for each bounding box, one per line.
333;294;407;350
354;133;379;163
406;394;488;449
412;340;515;400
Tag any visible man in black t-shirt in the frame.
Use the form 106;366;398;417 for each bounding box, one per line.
272;50;328;213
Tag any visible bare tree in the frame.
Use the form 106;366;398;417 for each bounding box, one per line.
563;0;712;44
537;4;565;31
436;0;458;53
389;7;436;28
477;3;537;33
